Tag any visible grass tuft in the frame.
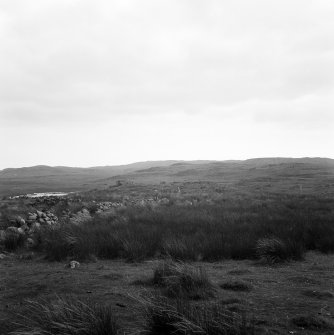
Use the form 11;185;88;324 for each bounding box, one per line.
152;260;215;299
10;296;119;335
4;233;25;251
136;293;254;335
255;237;303;264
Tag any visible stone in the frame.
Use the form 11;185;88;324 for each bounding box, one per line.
17;227;25;235
68;260;80;269
28;214;37;221
0;253;6;260
38;218;45;224
36;210;43;218
21;225;29;232
16;217;26;226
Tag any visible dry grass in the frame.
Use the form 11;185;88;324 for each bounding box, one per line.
152;260;215;299
136;294;254;335
10;296;119;335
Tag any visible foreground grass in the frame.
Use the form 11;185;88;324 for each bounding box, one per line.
11;297;119;335
137;294;254;335
1;252;333;335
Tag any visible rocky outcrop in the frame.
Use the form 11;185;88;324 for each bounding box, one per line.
0;210;59;249
27;210;58;227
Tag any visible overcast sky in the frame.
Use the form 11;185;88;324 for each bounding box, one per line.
0;0;333;169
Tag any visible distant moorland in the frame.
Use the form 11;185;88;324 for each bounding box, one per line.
1;157;333;197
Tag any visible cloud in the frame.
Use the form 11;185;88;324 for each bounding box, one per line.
0;0;333;167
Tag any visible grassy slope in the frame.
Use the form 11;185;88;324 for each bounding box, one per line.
0;158;333;197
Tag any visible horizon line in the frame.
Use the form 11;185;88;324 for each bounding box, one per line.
1;156;333;171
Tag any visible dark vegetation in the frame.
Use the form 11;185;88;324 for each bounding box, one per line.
10;297;119;335
137;294;254;335
151;260;215;299
28;194;334;262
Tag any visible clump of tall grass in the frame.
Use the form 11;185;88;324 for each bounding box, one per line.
136;294;254;335
152;260;215;299
10;296;119;335
255;237;304;264
162;237;200;261
33;197;332;262
3;232;26;251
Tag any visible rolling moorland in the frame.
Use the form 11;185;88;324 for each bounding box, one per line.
0;158;334;335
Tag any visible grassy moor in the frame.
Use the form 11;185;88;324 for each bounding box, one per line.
0;158;333;334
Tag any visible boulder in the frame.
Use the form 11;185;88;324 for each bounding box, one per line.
68;260;80;269
36;211;43;218
16;216;26;226
17;227;25;235
28;214;37;221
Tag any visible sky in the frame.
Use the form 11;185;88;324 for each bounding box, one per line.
0;0;333;169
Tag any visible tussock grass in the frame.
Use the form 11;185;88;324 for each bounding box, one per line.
4;233;26;251
33;195;333;262
10;296;119;335
255;237;304;264
136;294;254;335
152;260;215;299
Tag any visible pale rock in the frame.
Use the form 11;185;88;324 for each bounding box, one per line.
36;210;43;218
16;217;26;226
69;260;80;269
17;227;25;235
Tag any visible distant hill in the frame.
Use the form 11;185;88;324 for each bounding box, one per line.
0;158;333;197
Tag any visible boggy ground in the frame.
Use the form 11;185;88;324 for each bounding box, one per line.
1;252;333;335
